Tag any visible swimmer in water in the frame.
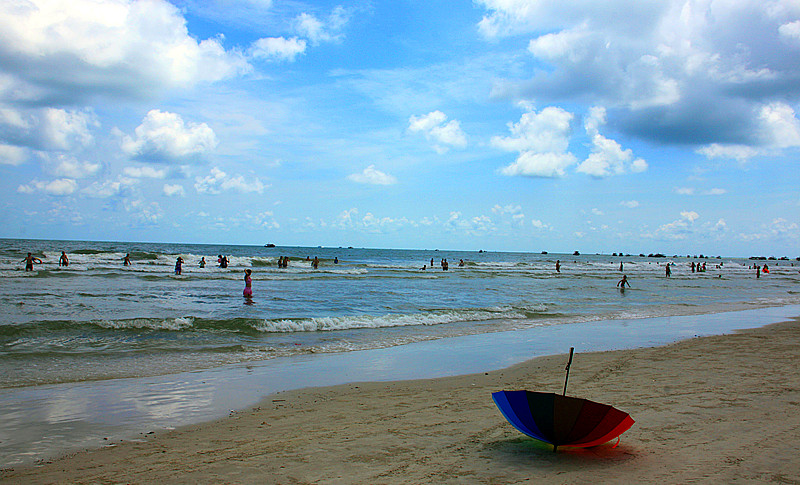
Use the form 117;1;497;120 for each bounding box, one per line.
22;253;43;271
243;269;253;301
59;251;69;267
617;274;631;289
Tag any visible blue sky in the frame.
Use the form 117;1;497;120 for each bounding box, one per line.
1;0;799;256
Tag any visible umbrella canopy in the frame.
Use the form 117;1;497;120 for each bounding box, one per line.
492;390;634;451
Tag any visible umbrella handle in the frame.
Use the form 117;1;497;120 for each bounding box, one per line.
563;347;574;396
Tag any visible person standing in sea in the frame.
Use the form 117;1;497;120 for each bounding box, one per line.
21;253;43;271
665;262;671;277
123;253;132;266
243;269;253;301
175;257;184;275
617;274;631;288
556;260;561;273
59;251;69;267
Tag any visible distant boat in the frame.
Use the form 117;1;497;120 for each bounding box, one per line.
264;243;276;248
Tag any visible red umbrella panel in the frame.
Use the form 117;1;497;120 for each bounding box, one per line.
492;390;634;450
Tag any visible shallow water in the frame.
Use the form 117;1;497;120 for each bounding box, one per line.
1;305;799;467
2;239;799;388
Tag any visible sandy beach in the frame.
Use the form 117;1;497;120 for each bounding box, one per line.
3;315;799;484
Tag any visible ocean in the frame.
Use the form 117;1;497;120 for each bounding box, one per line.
2;238;799;390
2;239;800;466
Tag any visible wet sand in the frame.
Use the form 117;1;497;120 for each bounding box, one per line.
3;316;799;484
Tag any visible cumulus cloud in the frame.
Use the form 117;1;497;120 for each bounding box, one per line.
0;107;96;151
759;102;800;148
249;37;307;62
493;105;577;177
651;210;701;240
0;143;27;165
408;111;468;153
163;184;185;197
681;210;700;222
577;107;647;177
696;143;759;161
677;186;728;196
17;178;78;196
294;6;350;45
119;110;218;162
82;177;138;199
123;166;168;178
476;0;800;154
125;199;163;224
621;200;640;208
348;165;398;185
779;20;800;42
194;167;267;194
0;0;249;104
46;155;101;178
492;204;526;227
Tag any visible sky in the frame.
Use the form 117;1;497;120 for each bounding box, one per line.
1;0;799;257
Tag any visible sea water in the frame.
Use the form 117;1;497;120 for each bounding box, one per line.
2;238;800;466
2;238;799;389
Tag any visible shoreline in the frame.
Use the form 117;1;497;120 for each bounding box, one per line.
1;305;799;473
3;312;800;483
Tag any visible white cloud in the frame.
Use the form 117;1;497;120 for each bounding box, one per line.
163;184;185;197
348;165;398;185
577;106;647;177
493;105;577;177
491;204;526;227
759;102;800;148
48;155;101;178
0;0;250;104
125;199;163;224
651;210;701;240
408;111;468;153
531;219;549;229
249;37;307;62
120;110;218;162
17;178;78;196
779;20;800;42
0;107;96;151
294;6;350;45
697;143;759;161
248;211;280;230
82;177;137;199
476;0;800;153
123;166;168;178
501;152;577;178
620;200;639;208
680;210;700;222
677;187;728;196
0;143;26;165
194;167;267;194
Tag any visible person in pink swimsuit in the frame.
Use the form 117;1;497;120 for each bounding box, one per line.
243;269;253;299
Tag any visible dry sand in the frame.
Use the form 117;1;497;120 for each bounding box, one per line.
3;316;799;484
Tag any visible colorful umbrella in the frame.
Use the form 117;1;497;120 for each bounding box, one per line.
492;348;634;451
